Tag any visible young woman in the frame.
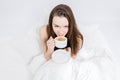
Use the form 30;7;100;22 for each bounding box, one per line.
39;4;83;60
33;4;115;80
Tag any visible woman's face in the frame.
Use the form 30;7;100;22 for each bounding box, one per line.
52;16;69;37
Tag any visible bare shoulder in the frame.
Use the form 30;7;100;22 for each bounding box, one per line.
77;37;83;49
39;25;47;34
39;25;48;53
39;25;48;39
77;37;82;42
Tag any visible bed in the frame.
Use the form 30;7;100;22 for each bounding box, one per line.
0;24;119;80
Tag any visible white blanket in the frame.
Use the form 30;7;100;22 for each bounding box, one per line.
29;47;116;80
0;24;118;80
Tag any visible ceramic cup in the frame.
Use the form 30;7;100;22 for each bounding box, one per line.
54;36;67;48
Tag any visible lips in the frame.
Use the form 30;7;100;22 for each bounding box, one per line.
58;34;64;36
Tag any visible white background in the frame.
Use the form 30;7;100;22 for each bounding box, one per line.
0;0;120;64
0;0;120;80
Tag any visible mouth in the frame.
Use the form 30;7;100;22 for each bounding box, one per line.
58;34;64;36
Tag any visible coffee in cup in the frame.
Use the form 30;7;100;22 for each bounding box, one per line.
54;36;67;48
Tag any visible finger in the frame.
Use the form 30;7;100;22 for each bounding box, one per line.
47;39;55;47
48;36;54;42
50;36;53;39
68;47;71;52
50;38;55;44
67;47;71;53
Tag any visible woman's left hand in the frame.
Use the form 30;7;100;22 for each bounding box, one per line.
64;47;71;54
65;47;77;59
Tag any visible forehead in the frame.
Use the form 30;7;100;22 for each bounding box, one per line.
52;16;69;26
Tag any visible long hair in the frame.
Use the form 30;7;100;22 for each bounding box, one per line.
47;4;83;55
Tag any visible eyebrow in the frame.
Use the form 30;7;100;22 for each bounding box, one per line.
53;23;68;27
53;23;59;26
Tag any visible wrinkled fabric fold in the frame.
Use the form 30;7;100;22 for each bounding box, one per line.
30;48;116;80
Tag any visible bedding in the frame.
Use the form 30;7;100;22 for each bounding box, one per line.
31;47;116;80
0;24;118;80
29;24;117;80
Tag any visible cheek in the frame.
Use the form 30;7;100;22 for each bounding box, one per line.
65;28;69;34
53;27;58;34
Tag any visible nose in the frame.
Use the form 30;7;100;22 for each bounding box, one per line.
58;27;64;36
59;26;63;30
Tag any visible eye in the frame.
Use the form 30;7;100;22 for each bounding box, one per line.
55;25;59;27
53;25;59;27
64;26;68;28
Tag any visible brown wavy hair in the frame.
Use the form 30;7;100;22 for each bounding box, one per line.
47;4;83;55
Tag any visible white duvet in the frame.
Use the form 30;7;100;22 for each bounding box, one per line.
27;25;117;80
29;47;116;80
0;24;119;80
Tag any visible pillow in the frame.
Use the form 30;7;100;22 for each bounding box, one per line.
78;24;108;49
10;28;41;64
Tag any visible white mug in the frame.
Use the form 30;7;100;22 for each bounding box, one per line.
54;36;67;48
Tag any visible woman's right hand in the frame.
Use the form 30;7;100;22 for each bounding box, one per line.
45;36;55;60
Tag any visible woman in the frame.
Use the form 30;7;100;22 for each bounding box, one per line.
39;4;83;60
32;4;115;80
